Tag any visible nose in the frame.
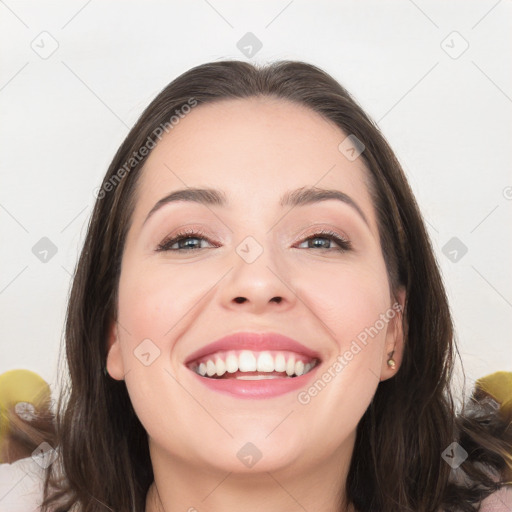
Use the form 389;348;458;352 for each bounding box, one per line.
219;241;297;315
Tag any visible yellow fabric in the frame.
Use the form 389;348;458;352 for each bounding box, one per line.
0;369;51;463
475;371;512;423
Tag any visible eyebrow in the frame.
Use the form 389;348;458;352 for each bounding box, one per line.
143;186;369;226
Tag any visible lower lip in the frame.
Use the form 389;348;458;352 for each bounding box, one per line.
188;365;320;399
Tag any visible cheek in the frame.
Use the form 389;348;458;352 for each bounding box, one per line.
291;259;392;420
114;257;223;408
292;258;391;345
114;262;201;435
295;274;390;436
117;259;213;343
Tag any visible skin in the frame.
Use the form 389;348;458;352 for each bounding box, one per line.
106;97;405;512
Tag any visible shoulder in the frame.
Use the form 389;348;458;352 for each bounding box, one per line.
0;456;46;512
479;485;512;511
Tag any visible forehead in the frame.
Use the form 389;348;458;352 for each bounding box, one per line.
133;97;377;229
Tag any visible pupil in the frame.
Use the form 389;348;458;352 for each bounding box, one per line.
182;238;199;249
311;238;329;249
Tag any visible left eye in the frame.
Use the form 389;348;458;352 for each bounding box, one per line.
296;231;351;251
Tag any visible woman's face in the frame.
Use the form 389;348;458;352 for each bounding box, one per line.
107;97;404;476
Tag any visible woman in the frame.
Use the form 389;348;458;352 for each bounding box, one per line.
39;60;511;511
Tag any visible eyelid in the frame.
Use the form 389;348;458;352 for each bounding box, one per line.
292;224;350;243
155;226;218;252
295;228;351;251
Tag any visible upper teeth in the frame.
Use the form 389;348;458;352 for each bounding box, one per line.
192;350;317;378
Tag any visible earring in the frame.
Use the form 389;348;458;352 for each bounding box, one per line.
103;365;109;377
387;351;396;370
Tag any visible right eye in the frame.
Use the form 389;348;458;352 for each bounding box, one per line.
155;229;217;252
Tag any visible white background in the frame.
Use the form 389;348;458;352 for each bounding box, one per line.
1;0;511;401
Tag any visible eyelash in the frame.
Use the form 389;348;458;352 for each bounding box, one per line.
155;228;352;253
299;229;352;252
156;228;218;252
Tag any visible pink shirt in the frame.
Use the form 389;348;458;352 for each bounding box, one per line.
479;484;512;511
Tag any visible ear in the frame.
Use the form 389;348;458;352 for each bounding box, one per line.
380;287;406;382
105;320;126;381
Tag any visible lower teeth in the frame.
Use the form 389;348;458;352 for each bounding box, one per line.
235;375;288;380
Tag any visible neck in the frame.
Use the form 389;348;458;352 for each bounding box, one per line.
145;431;357;512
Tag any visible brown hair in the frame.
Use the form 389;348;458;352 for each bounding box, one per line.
42;60;512;512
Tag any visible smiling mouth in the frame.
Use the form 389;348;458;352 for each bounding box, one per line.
188;349;320;380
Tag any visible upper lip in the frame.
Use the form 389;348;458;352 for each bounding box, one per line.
184;332;322;365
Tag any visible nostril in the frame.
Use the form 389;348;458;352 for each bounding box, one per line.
232;297;283;304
